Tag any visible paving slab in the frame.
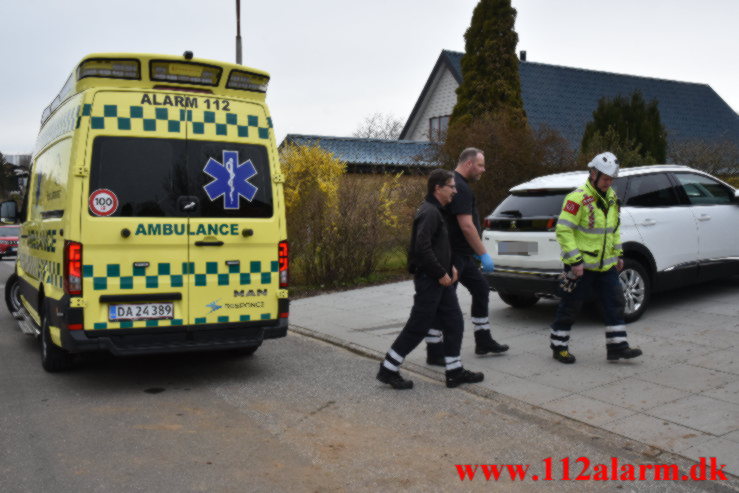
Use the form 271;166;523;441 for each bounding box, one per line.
581;377;692;412
637;363;737;393
645;395;739;436
290;277;739;475
602;414;716;454
701;381;739;406
541;394;636;426
680;437;739;477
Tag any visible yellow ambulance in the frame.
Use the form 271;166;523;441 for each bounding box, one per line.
1;52;289;371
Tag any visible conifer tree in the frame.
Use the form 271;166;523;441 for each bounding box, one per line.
581;92;667;165
450;0;526;127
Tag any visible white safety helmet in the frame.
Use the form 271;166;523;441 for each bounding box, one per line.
587;152;619;177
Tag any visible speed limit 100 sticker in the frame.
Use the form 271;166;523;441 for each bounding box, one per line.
89;189;119;216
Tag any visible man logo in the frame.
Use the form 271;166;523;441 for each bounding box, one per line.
510;220;517;230
234;289;268;297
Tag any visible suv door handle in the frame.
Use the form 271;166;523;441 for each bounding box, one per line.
697;214;711;221
195;241;224;246
640;219;656;226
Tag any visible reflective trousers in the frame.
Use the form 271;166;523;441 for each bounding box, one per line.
550;267;628;350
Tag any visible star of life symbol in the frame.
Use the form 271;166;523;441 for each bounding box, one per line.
203;150;258;209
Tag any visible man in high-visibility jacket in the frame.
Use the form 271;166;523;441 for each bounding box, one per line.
549;152;643;364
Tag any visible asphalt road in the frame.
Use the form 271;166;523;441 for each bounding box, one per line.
1;259;736;492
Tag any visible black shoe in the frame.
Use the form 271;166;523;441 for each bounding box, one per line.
552;348;576;364
607;346;643;361
376;366;413;389
474;330;509;355
426;343;446;366
446;368;484;388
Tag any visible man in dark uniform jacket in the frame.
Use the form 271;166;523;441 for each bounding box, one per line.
377;169;485;390
426;148;509;365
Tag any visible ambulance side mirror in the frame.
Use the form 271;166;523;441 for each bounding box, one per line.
0;200;18;224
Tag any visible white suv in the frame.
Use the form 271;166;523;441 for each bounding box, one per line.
482;165;739;322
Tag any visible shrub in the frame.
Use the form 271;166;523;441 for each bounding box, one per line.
279;143;411;287
441;111;576;218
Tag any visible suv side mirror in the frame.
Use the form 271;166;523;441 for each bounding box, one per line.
0;200;18;224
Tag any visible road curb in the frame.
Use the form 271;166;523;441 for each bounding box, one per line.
287;323;739;485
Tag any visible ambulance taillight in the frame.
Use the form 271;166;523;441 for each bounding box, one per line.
64;241;83;295
278;241;289;288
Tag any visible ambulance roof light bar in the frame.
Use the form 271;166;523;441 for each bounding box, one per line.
78;58;141;81
226;69;269;93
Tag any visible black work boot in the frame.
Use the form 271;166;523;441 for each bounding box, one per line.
426;343;445;366
446;367;484;388
607;345;643;361
552;348;576;364
376;365;413;390
474;329;509;355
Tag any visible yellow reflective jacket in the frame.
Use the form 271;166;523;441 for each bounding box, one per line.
556;180;623;272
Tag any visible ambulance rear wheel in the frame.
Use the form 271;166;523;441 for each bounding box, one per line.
41;303;74;372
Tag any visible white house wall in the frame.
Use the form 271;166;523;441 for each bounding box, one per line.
406;68;459;141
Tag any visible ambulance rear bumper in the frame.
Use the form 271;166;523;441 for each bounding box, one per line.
63;318;288;356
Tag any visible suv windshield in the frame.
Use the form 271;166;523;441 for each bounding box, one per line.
89;136;273;218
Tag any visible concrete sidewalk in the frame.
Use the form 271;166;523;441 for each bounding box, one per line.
291;277;739;475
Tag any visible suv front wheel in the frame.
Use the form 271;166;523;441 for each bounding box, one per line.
619;258;650;323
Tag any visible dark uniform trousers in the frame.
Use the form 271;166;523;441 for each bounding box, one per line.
455;254;490;319
550;267;628;350
390;273;464;359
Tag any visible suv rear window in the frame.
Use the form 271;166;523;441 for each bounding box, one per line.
492;192;568;219
89;136;273;218
487;178;628;231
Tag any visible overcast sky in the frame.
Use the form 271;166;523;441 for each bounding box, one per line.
1;0;737;154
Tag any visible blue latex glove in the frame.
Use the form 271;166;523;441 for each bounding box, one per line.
478;253;495;273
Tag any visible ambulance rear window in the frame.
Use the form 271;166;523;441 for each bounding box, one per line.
89;137;273;218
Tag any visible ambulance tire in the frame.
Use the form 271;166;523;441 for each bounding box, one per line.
5;273;22;315
232;344;261;357
40;302;74;372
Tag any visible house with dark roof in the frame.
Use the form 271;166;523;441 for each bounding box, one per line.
400;50;739;152
281;134;436;174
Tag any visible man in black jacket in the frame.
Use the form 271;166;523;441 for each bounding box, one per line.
426;148;509;365
377;169;485;390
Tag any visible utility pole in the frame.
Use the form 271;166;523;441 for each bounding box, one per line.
235;0;243;64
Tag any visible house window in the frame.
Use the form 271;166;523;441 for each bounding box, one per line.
429;115;450;141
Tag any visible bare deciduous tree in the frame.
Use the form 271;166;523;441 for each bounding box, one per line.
352;112;404;140
668;139;739;176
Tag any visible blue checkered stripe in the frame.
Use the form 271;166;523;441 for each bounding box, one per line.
77;103;273;139
87;260;279;329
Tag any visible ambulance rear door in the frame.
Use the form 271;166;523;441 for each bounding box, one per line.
184;100;279;327
81;91;191;331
